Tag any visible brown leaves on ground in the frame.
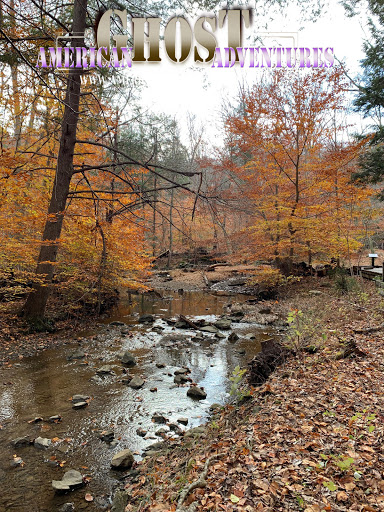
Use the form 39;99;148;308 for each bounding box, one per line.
124;280;384;511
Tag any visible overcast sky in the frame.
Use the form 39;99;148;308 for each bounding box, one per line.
125;2;369;146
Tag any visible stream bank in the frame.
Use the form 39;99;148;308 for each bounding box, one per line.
0;288;279;512
111;278;384;512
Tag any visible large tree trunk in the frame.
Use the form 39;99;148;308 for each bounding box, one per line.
22;0;87;320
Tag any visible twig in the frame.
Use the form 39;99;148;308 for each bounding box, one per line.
176;453;224;512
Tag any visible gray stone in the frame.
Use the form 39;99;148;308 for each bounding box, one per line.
49;415;62;422
110;321;125;326
52;469;84;492
143;441;163;452
121;376;132;385
200;325;219;334
309;290;322;295
152;413;167;424
187;386;207;399
128;376;145;389
121;351;136;367
96;365;115;375
215;332;226;339
111;448;134;469
99;430;114;443
174;367;190;375
67;349;85;360
59;504;75;512
138;314;155;323
174;374;190;385
136;427;147;437
71;394;90;404
168;423;182;434
121;328;130;335
236;349;246;355
228;332;239;343
72;401;88;409
156;427;168;436
177;417;188;425
34;437;51;449
156;362;166;368
214;319;232;330
209;403;221;411
184;426;205;437
111;489;129;512
174;320;188;328
11;436;31;447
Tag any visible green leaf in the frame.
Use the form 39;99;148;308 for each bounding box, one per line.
323;481;338;492
230;494;240;503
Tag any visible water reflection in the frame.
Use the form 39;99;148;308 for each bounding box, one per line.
0;290;273;511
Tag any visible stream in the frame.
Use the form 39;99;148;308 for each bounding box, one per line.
0;290;275;512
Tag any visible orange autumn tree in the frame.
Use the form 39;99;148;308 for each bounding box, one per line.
0;53;151;314
224;68;372;269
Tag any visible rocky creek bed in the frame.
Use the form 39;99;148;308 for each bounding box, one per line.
0;290;281;512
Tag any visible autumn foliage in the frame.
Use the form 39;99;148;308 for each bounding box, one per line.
221;68;373;268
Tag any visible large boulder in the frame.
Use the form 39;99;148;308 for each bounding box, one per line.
111;449;134;469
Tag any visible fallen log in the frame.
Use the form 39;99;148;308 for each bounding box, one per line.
353;322;384;334
179;315;199;330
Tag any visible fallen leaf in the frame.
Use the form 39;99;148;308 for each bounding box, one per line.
336;491;348;502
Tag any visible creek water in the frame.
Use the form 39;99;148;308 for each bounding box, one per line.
0;290;274;512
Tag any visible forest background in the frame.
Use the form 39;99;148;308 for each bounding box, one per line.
0;0;383;326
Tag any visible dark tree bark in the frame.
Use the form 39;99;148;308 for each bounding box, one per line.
22;0;87;320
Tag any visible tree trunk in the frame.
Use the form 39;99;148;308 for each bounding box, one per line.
22;0;87;320
167;187;174;269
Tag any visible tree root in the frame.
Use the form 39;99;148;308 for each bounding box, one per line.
175;453;224;512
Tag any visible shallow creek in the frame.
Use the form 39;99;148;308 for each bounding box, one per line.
0;290;275;512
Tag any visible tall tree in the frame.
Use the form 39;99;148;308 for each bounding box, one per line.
22;0;88;320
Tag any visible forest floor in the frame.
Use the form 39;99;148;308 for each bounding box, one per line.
116;275;384;512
